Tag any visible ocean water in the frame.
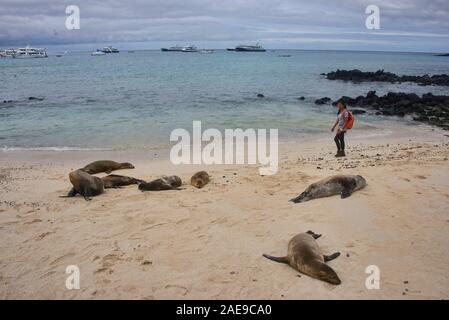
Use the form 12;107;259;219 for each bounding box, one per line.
1;50;449;151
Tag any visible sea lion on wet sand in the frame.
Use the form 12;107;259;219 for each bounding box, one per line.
101;174;144;189
263;231;341;285
290;174;367;203
190;171;210;188
66;169;104;201
138;175;182;191
81;160;135;175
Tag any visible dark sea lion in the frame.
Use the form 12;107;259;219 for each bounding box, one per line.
81;160;135;175
263;231;341;285
66;169;104;200
101;174;144;189
290;174;367;203
190;171;210;188
138;175;182;191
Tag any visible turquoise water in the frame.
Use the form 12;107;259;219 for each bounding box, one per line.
1;50;449;150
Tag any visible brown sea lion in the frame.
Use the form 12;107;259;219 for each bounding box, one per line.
138;175;182;191
101;174;144;189
190;171;210;188
66;169;104;201
263;231;341;285
290;174;367;203
81;160;135;175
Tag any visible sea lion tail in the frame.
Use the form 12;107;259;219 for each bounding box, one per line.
263;254;289;264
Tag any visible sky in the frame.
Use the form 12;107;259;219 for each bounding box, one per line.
0;0;448;52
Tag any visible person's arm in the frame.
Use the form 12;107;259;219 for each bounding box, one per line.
331;118;338;132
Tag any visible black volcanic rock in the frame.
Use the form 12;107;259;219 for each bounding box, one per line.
331;91;449;130
257;93;265;98
315;97;331;105
325;69;449;86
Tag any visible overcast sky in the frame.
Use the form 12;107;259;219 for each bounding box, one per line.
0;0;448;52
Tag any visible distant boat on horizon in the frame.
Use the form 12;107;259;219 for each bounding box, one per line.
101;46;119;53
228;43;266;52
161;45;184;52
91;49;106;56
12;46;48;59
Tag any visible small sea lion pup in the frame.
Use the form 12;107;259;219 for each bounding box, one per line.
81;160;135;175
290;174;367;203
66;169;104;201
101;174;144;189
263;231;341;285
138;175;182;191
190;171;210;188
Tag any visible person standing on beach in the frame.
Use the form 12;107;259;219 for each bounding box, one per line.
331;101;349;157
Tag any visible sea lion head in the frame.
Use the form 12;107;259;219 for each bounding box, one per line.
192;177;206;188
316;264;341;285
166;175;182;188
289;191;309;203
120;162;135;170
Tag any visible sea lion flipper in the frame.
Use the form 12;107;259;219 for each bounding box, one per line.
340;188;353;199
262;254;289;264
324;252;340;262
67;187;78;197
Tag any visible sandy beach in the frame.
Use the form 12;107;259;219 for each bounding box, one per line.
1;123;449;300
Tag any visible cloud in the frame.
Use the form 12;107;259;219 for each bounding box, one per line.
0;0;448;52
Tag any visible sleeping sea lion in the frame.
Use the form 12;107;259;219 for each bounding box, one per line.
101;174;144;189
138;175;182;191
263;231;341;285
81;160;135;175
66;169;104;201
290;174;367;203
190;171;210;188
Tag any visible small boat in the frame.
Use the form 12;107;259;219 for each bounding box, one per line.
12;46;48;58
55;54;63;58
161;45;184;52
181;45;198;53
233;43;266;52
91;50;106;56
101;46;119;53
200;49;214;54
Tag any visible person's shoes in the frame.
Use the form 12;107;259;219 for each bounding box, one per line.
335;150;346;157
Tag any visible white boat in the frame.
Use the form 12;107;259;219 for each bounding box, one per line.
200;49;214;54
101;46;119;53
234;43;266;52
91;50;106;56
181;45;198;52
12;46;48;58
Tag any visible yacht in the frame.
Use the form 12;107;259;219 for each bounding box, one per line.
234;43;266;52
181;45;198;52
101;46;119;53
12;46;48;58
161;45;184;52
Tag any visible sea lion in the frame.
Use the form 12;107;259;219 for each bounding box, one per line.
263;231;341;285
101;174;144;189
66;169;104;200
81;160;135;175
290;174;367;203
190;171;210;188
138;175;182;191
